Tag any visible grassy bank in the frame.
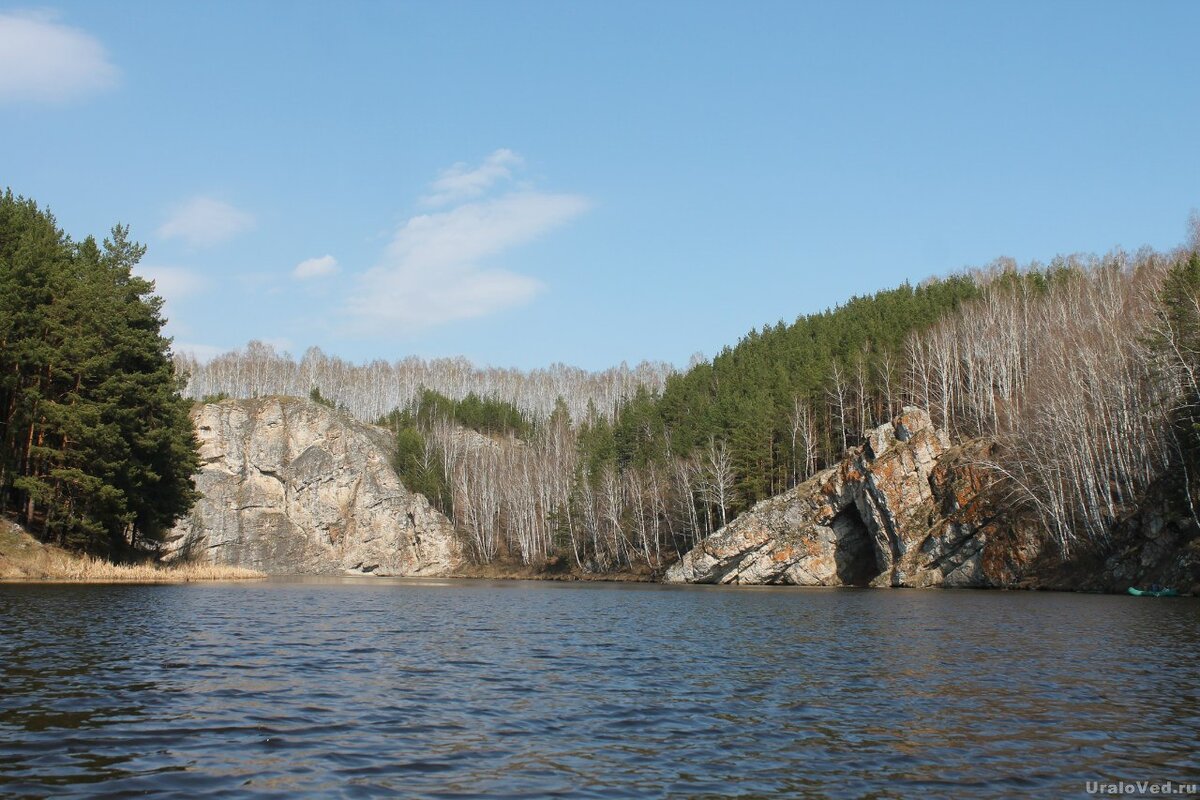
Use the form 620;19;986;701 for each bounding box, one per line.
0;520;264;583
446;555;660;583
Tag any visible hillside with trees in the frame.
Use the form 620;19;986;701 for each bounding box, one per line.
0;191;200;556
373;239;1200;576
175;227;1200;579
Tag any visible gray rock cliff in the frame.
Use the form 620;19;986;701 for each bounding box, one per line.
162;397;462;575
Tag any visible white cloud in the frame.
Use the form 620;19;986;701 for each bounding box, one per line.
345;190;589;333
173;337;293;364
0;10;118;103
136;265;207;303
172;342;227;363
420;149;524;207
293;254;339;280
255;337;294;356
157;197;255;247
135;266;208;360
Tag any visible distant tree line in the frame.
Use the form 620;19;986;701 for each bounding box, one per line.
0;191;199;555
178;344;674;423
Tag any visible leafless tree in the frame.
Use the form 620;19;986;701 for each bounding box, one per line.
904;249;1177;551
178;345;673;424
702;437;734;529
789;396;817;485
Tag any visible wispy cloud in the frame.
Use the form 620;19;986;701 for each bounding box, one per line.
420;149;524;207
157;197;255;248
174;337;293;364
0;10;118;103
135;265;213;360
345;191;588;333
172;342;227;363
293;254;339;280
137;265;207;303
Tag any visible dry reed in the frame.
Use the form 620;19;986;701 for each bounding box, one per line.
1;523;264;582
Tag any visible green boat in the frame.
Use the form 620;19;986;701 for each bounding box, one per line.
1128;587;1180;597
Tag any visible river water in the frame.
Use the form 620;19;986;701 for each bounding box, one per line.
0;580;1196;798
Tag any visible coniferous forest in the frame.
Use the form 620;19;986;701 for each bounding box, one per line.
0;191;199;556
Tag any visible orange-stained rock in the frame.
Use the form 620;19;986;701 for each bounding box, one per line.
665;407;1045;587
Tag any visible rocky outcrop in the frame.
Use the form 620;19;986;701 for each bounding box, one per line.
162;397;462;575
666;407;1045;587
1059;477;1200;595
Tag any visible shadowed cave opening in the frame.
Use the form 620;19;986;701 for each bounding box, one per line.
833;504;883;586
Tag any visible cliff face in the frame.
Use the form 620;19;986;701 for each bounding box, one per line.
162;397;462;575
666;407;1044;588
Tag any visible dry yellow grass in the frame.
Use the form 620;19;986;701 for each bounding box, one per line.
0;520;264;583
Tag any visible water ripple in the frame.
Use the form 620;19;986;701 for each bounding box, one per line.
0;581;1197;797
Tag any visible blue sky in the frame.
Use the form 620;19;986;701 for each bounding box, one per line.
2;1;1198;369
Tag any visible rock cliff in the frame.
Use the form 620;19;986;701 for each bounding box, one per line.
665;407;1044;587
1054;477;1200;595
162;397;462;575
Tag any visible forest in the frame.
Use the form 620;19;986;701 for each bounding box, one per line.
181;218;1200;572
7;183;1199;573
0;191;199;555
179;343;674;424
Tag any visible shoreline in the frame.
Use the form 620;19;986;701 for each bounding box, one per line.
443;561;659;583
244;570;1195;596
433;574;1193;595
0;521;264;584
5;521;1193;595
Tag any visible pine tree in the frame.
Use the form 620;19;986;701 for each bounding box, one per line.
0;190;200;556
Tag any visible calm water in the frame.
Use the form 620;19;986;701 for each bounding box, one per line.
0;580;1197;799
